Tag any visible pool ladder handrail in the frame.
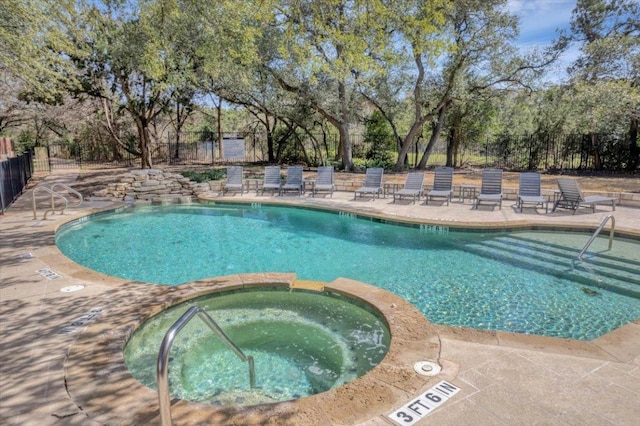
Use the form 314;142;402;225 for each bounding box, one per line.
32;186;68;219
51;183;83;207
32;183;83;220
157;305;255;426
578;214;615;260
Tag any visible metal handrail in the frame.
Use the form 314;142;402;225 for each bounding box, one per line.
157;306;255;426
32;186;68;219
50;183;83;207
578;214;615;260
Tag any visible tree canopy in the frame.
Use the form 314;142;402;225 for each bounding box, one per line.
1;0;637;170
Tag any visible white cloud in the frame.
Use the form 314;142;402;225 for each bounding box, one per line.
506;0;578;83
508;0;575;45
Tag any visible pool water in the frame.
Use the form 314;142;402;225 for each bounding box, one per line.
56;204;640;340
124;288;390;405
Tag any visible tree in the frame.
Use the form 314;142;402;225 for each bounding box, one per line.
69;0;230;168
565;0;640;170
414;0;556;169
0;78;31;133
360;0;554;170
263;0;400;170
0;0;81;104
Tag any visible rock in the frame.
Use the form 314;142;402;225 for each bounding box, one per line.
91;169;207;203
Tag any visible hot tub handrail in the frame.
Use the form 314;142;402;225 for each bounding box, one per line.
157;305;255;426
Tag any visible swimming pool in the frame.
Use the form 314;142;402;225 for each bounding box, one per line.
56;203;640;340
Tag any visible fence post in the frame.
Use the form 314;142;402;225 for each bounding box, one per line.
46;144;52;173
484;139;488;168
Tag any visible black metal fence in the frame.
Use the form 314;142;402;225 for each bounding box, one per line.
1;150;34;214
31;131;638;172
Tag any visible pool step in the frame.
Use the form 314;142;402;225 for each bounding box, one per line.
480;236;640;279
465;237;640;298
479;237;640;288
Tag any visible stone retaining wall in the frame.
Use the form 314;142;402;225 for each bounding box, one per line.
92;169;211;203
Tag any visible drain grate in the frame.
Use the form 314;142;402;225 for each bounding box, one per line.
56;307;105;335
37;268;60;279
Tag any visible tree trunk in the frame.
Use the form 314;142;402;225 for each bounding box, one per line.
628;116;639;171
591;133;601;170
135;117;153;169
446;113;461;167
264;112;274;162
217;102;222;159
417;103;447;169
395;122;423;171
338;80;353;171
338;122;352;171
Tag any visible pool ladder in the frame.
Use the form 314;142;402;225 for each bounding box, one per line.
157;305;255;426
32;183;83;219
578;214;615;260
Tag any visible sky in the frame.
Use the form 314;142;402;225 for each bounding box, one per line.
507;0;578;81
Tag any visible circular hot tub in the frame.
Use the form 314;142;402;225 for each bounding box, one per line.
124;286;390;406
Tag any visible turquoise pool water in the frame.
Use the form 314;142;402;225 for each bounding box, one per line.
124;288;390;405
56;204;640;340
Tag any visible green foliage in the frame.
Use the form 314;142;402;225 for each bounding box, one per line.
352;154;396;171
364;110;395;160
180;169;226;182
0;0;81;104
16;129;37;151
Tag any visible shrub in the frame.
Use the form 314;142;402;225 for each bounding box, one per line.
180;169;226;182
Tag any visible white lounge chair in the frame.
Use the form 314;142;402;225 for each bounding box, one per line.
474;168;503;209
552;178;616;214
517;172;548;213
223;166;244;195
281;165;304;196
312;166;335;197
426;167;453;205
354;167;384;200
260;166;281;195
393;172;424;204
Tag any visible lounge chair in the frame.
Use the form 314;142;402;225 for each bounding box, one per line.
354;167;384;200
260;166;281;195
474;168;503;209
517;172;548;213
552;177;616;214
426;167;453;205
312;166;335;197
393;172;424;204
281;165;304;196
223;166;244;195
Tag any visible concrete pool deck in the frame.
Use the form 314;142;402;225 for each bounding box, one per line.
1;168;639;425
